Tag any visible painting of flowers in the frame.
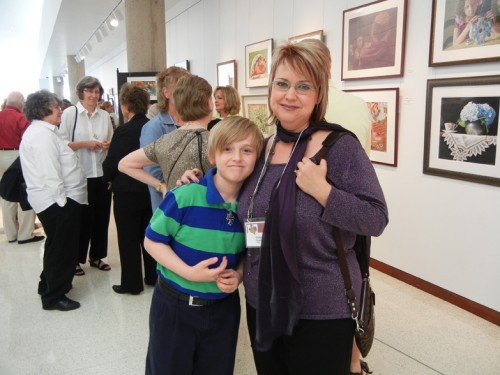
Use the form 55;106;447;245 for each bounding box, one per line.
457;101;497;134
423;75;500;187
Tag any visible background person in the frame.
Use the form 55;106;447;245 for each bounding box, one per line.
20;90;87;311
208;85;241;130
59;76;114;276
102;83;157;295
0;91;42;244
119;75;213;197
101;100;119;130
140;67;191;211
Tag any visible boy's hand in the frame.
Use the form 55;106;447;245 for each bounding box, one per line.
176;168;202;186
187;256;228;282
216;269;243;293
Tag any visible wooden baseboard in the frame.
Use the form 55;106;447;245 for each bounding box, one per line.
370;258;500;326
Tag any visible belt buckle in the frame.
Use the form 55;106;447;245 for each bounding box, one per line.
188;295;203;307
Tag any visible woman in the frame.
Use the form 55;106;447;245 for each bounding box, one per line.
100;100;119;130
59;76;114;276
209;86;241;130
20;90;87;311
102;83;157;295
241;41;388;375
140;67;191;210
119;75;212;196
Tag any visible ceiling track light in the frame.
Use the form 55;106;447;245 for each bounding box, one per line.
74;1;124;62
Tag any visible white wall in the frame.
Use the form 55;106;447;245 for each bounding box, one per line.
96;0;500;312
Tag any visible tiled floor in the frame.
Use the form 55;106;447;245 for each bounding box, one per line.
0;211;499;375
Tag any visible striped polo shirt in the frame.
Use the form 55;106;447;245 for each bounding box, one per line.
145;168;245;300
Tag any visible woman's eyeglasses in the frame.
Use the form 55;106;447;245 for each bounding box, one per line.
271;80;316;95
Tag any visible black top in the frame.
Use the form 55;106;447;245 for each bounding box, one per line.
102;113;150;193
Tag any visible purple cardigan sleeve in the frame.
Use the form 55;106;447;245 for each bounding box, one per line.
320;134;388;237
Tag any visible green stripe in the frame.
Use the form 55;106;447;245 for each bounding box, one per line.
173;184;209;208
150;211;179;237
176;227;245;254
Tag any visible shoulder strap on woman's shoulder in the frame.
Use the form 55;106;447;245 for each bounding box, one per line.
314;130;351;161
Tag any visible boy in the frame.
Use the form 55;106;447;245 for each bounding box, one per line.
144;116;264;375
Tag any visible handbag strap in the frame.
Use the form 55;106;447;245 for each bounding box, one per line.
71;105;78;142
314;130;362;328
333;228;360;326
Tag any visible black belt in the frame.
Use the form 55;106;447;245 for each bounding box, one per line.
0;148;18;150
158;279;228;307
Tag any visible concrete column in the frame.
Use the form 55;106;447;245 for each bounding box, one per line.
67;56;85;104
125;0;166;71
52;76;64;99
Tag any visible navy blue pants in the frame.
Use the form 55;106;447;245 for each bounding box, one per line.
145;285;241;375
246;303;354;375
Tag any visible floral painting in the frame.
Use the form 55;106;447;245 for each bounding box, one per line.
367;101;388;152
126;77;157;100
423;75;500;186
242;95;274;136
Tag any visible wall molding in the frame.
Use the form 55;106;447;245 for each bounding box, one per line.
371;258;500;326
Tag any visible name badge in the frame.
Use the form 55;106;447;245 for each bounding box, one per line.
244;218;265;248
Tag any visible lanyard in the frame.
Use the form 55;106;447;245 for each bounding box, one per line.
246;128;306;219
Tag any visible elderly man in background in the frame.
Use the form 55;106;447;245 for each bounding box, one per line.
0;91;43;244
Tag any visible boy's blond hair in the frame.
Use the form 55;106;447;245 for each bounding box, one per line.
208;116;264;161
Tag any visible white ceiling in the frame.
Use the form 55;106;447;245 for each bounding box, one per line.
0;0;179;95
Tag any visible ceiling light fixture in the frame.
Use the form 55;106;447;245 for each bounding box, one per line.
74;1;124;63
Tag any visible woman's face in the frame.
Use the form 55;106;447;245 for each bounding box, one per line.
214;90;225;115
45;102;63;126
269;63;318;132
82;86;100;110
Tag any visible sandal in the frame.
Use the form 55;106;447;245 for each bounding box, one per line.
75;264;85;276
350;360;373;375
89;259;111;271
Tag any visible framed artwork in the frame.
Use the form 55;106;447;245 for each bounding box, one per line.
217;60;237;88
423;75;500;187
429;0;500;66
242;95;275;136
346;88;400;166
126;76;157;100
116;70;158;125
288;30;324;43
174;60;190;71
245;39;273;88
341;0;408;81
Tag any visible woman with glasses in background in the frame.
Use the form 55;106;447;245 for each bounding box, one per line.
59;76;114;277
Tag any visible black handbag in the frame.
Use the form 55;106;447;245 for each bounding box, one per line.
315;130;375;358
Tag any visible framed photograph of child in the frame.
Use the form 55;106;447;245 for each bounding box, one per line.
217;60;237;89
245;39;273;88
345;88;400;166
341;0;408;81
429;0;500;66
423;75;500;186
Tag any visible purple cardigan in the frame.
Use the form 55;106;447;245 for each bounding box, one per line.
237;134;388;320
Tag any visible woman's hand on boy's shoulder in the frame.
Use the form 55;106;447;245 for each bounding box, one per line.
176;168;203;186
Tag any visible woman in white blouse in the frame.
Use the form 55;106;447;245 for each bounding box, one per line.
59;76;114;276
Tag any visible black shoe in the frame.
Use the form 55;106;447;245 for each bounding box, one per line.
18;235;45;244
112;285;141;295
8;239;17;243
43;296;80;311
144;277;157;287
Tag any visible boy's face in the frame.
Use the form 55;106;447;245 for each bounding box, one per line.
211;134;258;185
